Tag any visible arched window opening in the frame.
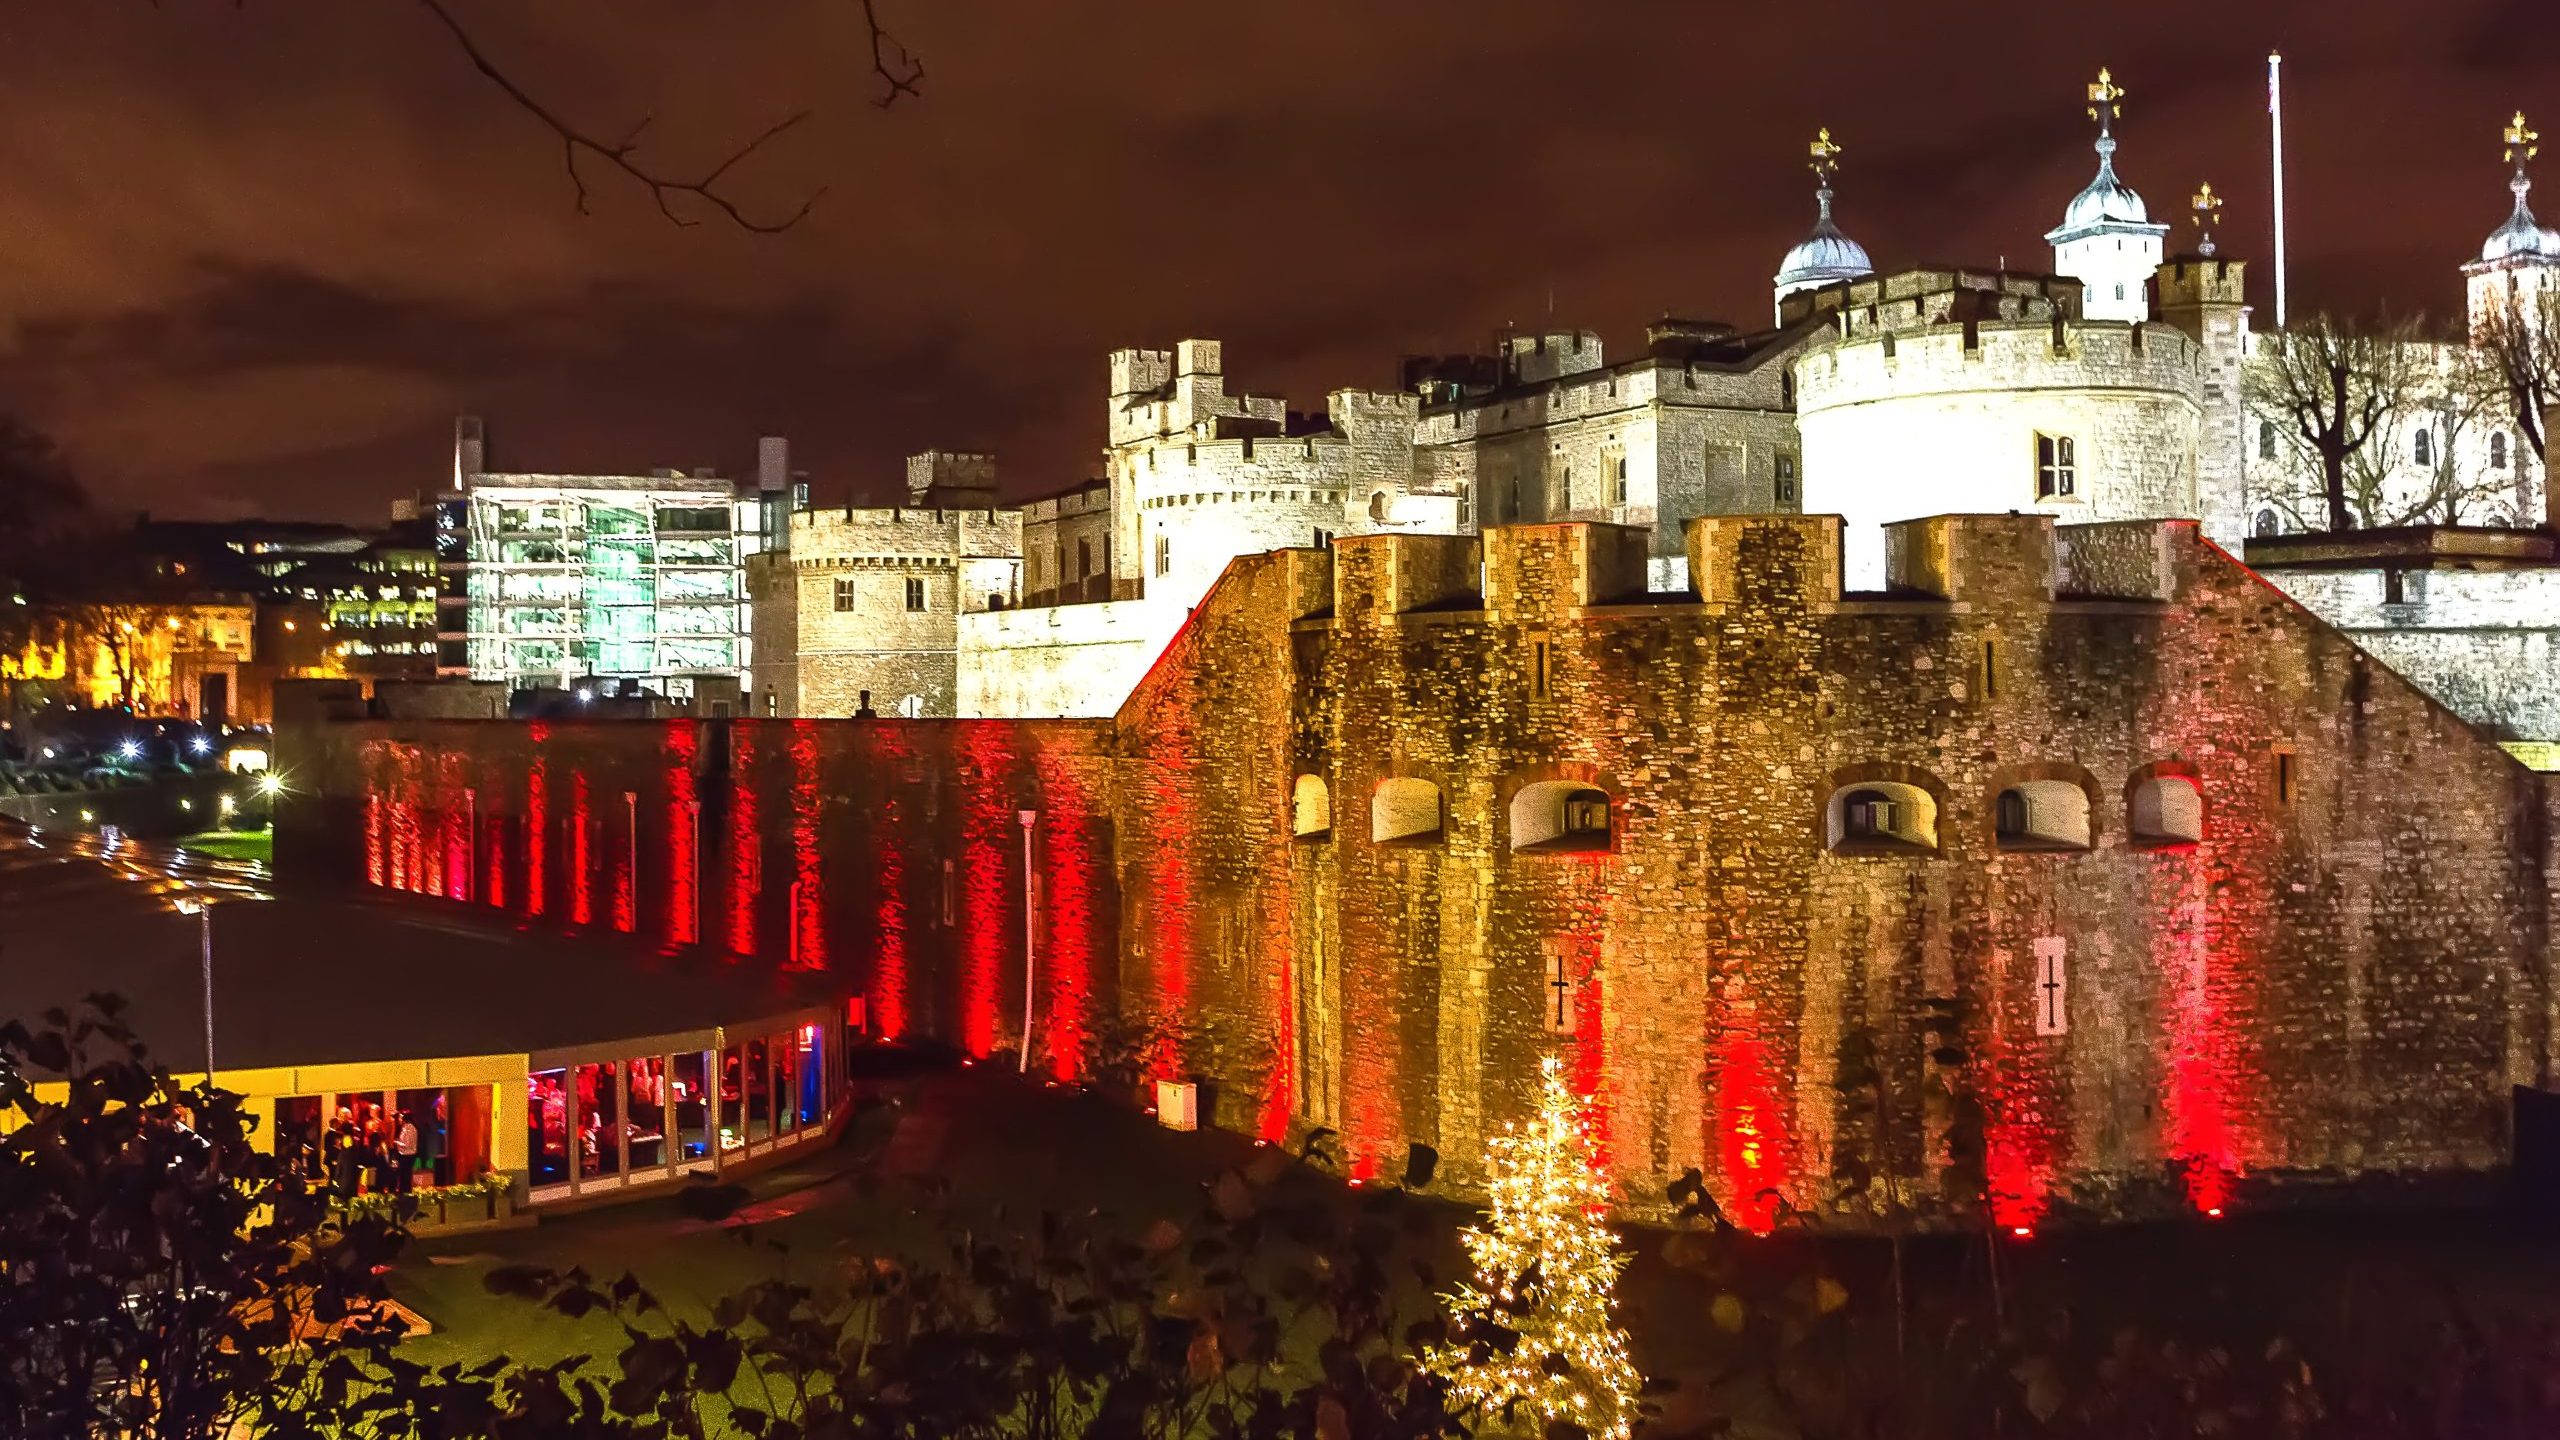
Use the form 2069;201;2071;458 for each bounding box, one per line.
1292;775;1332;840
2129;773;2205;847
2253;508;2280;538
1371;778;1442;845
1993;780;2092;851
1826;782;1938;855
2492;431;2510;469
1510;781;1614;854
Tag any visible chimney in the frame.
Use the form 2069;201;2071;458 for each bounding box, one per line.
453;415;486;489
757;435;790;493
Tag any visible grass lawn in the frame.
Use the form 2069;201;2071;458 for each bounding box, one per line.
390;1063;2560;1432
173;827;272;865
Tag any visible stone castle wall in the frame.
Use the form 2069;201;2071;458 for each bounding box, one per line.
1798;321;2205;587
752;505;1023;718
275;714;1120;1071
2260;565;2560;746
278;515;2560;1230
1109;514;2559;1226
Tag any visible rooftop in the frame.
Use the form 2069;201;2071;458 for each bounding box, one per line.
0;823;842;1075
2242;525;2560;572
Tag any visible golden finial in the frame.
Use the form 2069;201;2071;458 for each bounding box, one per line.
2086;66;2126;135
2191;181;2223;257
1808;127;1843;185
2507;111;2540;167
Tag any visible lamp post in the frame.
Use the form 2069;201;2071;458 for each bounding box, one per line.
173;897;214;1084
1017;808;1037;1074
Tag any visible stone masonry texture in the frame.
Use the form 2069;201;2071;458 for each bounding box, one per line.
277;515;2560;1231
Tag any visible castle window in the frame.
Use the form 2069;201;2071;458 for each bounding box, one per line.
1369;491;1390;523
2035;434;2077;500
2253;508;2280;538
1826;781;1938;855
2414;428;2434;467
1155;534;1171;577
2275;749;2296;807
1776;454;1798;506
904;577;926;611
1509;780;1614;853
2128;771;2205;847
831;577;858;612
1291;775;1331;840
1371;777;1443;845
1458;483;1475;530
1611;455;1629;506
1313;528;1335;548
2383;568;2406;605
2493;431;2509;469
1077;538;1092;578
2259;420;2277;460
1992;780;2091;852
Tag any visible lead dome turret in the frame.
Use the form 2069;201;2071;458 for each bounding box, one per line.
1773;128;1874;321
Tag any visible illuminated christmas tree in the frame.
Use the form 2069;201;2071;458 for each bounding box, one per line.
1427;1055;1641;1440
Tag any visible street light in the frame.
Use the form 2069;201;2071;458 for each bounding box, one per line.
172;898;215;1084
1017;808;1037;1075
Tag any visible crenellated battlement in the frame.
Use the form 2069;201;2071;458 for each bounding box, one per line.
1287;514;2188;625
1794;317;2203;411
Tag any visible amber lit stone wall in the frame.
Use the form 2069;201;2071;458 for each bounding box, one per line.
280;513;2560;1228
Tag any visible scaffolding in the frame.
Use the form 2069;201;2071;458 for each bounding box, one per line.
452;472;758;693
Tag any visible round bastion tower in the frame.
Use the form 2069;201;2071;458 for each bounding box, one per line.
1791;70;2252;588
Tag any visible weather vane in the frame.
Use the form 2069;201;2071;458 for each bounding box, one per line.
1808;127;1843;186
2507;111;2539;171
2191;181;2223;257
2086;67;2126;137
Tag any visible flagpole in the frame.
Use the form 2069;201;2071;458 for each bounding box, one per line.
2269;51;2289;326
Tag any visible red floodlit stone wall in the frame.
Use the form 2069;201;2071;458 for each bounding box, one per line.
276;716;1118;1077
1110;515;2560;1227
276;513;2560;1228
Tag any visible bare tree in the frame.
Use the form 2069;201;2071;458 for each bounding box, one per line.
2371;341;2511;527
409;1;921;233
2475;285;2559;475
0;417;86;590
2246;314;2427;532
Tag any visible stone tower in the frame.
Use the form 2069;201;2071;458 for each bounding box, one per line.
2047;68;2170;324
2463;111;2560;339
2154;253;2251;548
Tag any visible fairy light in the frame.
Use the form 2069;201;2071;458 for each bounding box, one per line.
1426;1055;1641;1440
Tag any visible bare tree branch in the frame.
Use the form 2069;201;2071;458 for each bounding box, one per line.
412;0;926;233
861;0;925;107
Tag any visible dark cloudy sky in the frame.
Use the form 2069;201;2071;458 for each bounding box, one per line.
0;2;2553;522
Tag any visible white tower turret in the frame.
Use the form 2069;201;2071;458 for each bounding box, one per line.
1773;127;1874;323
2047;68;2169;323
2464;111;2560;338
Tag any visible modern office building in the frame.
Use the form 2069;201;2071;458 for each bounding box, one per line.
437;419;787;698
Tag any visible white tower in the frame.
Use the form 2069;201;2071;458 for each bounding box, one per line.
2463;111;2560;338
2047;68;2169;323
1772;127;1875;322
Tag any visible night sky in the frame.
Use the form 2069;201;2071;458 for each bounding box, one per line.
1;2;2554;522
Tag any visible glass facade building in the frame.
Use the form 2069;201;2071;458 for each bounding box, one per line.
440;472;763;693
